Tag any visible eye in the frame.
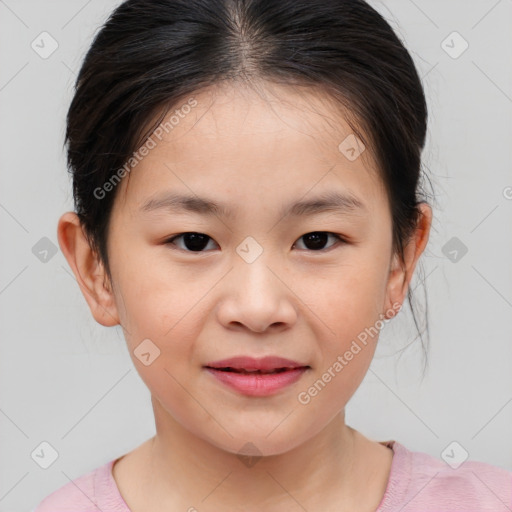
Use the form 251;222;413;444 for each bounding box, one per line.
293;231;345;252
164;231;346;253
165;232;218;252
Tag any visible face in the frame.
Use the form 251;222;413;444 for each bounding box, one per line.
64;81;428;457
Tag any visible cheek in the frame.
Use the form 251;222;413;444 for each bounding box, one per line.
300;253;390;383
304;258;388;334
112;286;205;393
296;267;384;416
112;245;207;333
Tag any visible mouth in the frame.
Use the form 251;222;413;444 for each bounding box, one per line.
203;356;310;396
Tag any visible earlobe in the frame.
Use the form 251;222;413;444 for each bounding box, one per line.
57;212;120;327
383;203;432;318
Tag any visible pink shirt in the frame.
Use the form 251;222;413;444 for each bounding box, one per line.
33;439;512;511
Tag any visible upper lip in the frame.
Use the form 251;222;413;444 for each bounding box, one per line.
204;356;309;371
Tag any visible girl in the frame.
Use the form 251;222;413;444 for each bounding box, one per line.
34;0;511;510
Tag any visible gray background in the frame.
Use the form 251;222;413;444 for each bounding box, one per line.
1;0;511;510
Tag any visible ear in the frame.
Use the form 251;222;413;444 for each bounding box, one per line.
57;212;120;327
383;202;432;318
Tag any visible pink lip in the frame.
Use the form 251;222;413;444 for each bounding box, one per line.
204;356;310;397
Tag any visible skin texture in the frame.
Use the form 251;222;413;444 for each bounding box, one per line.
58;80;432;511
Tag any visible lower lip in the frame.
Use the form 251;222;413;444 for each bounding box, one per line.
205;367;308;396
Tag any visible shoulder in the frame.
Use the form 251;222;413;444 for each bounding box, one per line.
32;459;122;512
388;440;512;511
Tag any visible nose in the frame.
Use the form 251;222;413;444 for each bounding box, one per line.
216;254;298;333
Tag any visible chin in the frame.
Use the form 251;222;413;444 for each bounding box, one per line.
203;428;308;459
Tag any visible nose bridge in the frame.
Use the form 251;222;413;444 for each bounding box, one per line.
234;235;279;297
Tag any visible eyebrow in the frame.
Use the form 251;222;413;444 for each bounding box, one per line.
141;190;367;219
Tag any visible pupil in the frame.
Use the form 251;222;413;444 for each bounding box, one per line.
304;232;327;250
184;233;209;251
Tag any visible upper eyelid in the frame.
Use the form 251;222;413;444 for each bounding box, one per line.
166;231;345;251
166;231;342;241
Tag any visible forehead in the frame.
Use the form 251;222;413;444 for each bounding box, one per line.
114;81;387;217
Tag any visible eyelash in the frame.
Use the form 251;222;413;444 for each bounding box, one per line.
163;231;347;254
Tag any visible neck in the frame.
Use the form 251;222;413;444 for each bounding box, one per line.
144;396;364;511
